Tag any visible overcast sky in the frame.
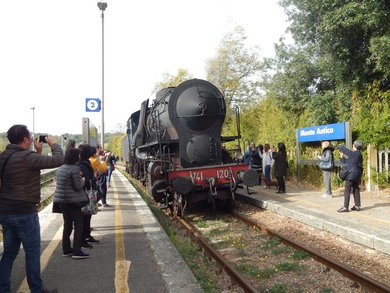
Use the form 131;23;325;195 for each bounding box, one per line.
0;0;289;136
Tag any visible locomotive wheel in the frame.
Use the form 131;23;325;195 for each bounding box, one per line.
173;193;184;218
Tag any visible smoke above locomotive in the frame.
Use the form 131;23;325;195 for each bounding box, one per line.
123;79;257;216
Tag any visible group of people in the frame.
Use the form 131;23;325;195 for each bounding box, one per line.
318;140;364;212
0;124;117;293
224;138;364;212
223;142;289;194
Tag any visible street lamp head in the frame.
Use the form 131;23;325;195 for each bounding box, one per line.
97;2;107;11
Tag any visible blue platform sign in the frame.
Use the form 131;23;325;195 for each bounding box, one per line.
297;122;346;142
86;98;101;112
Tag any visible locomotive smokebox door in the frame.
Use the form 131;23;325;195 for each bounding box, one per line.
168;79;226;168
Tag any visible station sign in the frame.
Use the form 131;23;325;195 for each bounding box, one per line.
297;122;346;142
86;98;101;112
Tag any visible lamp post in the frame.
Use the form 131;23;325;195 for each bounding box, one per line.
30;106;35;150
97;1;107;148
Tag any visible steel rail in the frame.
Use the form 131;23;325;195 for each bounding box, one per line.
233;211;390;293
176;217;259;293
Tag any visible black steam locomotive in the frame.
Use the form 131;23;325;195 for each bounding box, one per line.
122;79;257;216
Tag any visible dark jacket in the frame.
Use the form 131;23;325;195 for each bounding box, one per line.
337;145;363;183
54;164;86;204
79;160;96;190
0;144;64;204
250;149;262;169
272;150;288;177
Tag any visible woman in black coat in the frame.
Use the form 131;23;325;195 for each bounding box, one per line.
337;140;363;212
78;144;99;248
272;142;288;194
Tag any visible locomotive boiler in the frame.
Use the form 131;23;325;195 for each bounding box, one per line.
123;79;257;216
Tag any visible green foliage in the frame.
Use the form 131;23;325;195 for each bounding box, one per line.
268;283;288;293
106;134;125;157
351;82;390;148
279;0;390;87
152;68;193;94
239;97;297;150
276;262;304;272
235;263;276;279
290;250;311;260
206;26;265;108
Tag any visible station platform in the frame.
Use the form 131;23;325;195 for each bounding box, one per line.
235;182;390;255
2;171;203;293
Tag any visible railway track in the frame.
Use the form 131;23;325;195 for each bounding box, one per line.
175;209;390;293
232;211;390;293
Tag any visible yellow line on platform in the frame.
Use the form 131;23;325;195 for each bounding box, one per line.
17;224;62;293
113;179;131;293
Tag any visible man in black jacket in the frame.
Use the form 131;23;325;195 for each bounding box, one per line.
0;124;63;293
337;140;364;213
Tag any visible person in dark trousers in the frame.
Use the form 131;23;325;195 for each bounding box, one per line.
54;148;90;259
250;144;263;185
272;142;288;194
78;144;99;247
106;151;116;188
0;124;63;293
90;145;110;207
318;141;335;198
337;140;364;213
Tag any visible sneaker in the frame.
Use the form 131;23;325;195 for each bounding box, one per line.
263;185;267;189
72;250;90;259
62;250;73;257
87;236;100;244
102;203;112;208
81;242;93;249
337;207;349;213
322;194;333;198
351;206;361;211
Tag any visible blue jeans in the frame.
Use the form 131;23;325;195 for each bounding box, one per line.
0;213;43;293
106;165;113;186
264;165;271;182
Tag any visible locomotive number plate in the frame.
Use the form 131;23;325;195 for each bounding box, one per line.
190;172;204;181
216;169;230;179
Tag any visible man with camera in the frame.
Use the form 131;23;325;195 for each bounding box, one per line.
0;124;64;293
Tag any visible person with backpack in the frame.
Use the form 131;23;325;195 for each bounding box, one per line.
336;140;364;213
317;141;335;198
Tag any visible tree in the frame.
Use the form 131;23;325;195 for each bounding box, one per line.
206;25;265;108
279;0;390;88
206;26;266;139
152;69;193;94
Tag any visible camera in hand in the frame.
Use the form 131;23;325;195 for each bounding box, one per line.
39;135;47;143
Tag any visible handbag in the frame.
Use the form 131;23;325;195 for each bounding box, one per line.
338;166;349;181
320;160;333;171
319;150;334;171
81;188;98;215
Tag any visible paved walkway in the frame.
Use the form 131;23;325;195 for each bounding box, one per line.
235;183;390;255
